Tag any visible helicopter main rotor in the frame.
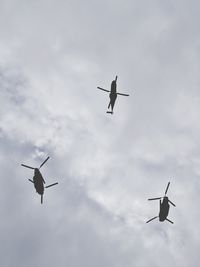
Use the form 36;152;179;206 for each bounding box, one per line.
21;164;35;170
21;156;50;170
148;182;176;206
165;182;170;195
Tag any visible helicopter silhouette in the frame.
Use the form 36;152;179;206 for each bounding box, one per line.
21;156;58;204
97;76;129;114
146;182;176;224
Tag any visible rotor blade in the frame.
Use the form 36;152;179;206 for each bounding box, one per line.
165;182;170;195
148;197;162;201
45;182;58;188
41;194;43;204
169;199;176;207
21;164;35;170
117;92;129;96
39;156;50;169
106;111;113;114
97;87;110;93
146;216;158;223
166;218;174;224
28;179;34;183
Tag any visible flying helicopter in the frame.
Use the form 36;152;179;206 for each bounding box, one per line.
97;76;129;114
146;182;176;224
21;156;58;204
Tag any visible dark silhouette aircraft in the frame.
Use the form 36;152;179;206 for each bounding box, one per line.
146;182;176;224
97;76;129;114
21;156;58;204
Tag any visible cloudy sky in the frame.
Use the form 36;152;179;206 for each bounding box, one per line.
1;0;200;266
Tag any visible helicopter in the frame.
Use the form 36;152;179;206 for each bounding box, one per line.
21;156;58;204
146;182;176;224
97;76;129;114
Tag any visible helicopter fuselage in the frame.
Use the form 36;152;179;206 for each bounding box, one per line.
159;197;170;221
33;168;45;195
109;80;117;110
21;156;58;204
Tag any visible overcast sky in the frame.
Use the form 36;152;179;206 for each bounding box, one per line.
1;0;200;266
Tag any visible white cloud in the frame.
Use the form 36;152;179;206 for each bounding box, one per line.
1;0;200;266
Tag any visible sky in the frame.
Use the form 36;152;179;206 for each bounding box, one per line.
1;0;200;266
